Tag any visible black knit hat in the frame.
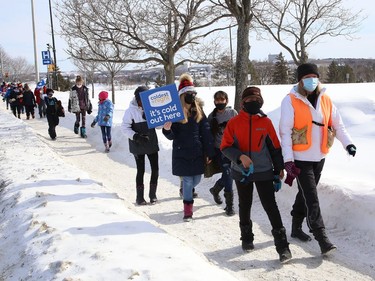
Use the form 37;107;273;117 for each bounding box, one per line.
134;85;149;102
297;63;320;81
241;86;264;107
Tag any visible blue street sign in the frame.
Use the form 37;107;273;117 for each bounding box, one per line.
140;84;184;129
41;51;52;65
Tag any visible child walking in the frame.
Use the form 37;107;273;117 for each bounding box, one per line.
44;88;60;140
221;86;292;263
91;91;114;152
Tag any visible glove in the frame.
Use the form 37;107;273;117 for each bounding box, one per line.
103;115;110;122
240;164;254;184
273;175;282;192
346;144;356;157
91;121;96;128
284;161;301;187
87;109;92;115
133;133;149;143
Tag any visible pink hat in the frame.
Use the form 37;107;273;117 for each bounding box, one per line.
99;91;108;102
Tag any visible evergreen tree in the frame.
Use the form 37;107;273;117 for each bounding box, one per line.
272;53;290;84
326;61;340;83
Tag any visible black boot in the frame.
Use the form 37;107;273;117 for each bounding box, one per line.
291;217;312;241
149;184;157;204
224;191;235;216
74;122;79;134
136;185;147;205
209;182;224;204
80;127;87;138
272;227;292;263
240;222;254;251
313;228;337;255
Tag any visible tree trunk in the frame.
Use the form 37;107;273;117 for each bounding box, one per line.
164;57;175;85
234;20;251;112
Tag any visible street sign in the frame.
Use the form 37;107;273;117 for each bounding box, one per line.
41;51;52;65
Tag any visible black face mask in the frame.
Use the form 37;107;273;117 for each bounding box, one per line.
184;93;196;104
243;101;261;114
215;103;226;110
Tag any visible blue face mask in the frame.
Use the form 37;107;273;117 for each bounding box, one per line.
302;77;319;92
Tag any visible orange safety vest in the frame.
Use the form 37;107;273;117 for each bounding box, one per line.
289;93;333;154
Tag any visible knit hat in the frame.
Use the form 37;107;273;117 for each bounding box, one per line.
241;86;264;107
178;73;196;96
99;91;108;100
134;85;149;102
297;63;320;81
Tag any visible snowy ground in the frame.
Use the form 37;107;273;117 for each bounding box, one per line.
0;83;374;281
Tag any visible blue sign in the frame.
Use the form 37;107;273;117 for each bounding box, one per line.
41;51;51;65
139;84;184;128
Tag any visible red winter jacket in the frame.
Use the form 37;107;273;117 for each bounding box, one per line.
220;110;284;182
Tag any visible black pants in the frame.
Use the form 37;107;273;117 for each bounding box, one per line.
134;152;159;186
75;110;86;127
235;179;283;230
25;105;35;118
292;159;325;232
46;114;59;139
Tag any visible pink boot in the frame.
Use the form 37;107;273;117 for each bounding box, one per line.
183;200;194;222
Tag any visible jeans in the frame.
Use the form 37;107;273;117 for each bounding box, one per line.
182;175;201;201
100;126;112;143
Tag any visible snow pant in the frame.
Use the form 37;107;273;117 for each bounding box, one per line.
100;126;112;144
214;148;233;193
292;159;326;232
38;100;46;117
25;105;35;118
133;152;159;187
235;179;283;230
75;109;87;128
11;104;22;118
182;175;202;202
46;113;59;139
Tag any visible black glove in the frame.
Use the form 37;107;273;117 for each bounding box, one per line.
87;109;92;115
133;133;149;143
91;121;96;128
346;144;356;157
103;115;110;122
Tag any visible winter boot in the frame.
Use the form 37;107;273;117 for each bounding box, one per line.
104;143;110;153
183;200;194;222
291;217;312;241
18;114;20;119
108;140;112;148
149;184;158;204
209;182;224;205
74;123;79;134
272;227;292;263
240;222;254;251
32;113;35;119
224;191;235;216
80;127;87;138
136;185;147;205
313;228;337;255
193;188;198;198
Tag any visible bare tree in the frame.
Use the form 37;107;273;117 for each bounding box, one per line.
253;0;364;65
73;58;99;99
99;61;127;104
213;0;258;111
56;0;232;84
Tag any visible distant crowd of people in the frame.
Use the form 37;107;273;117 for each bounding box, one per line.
0;63;357;263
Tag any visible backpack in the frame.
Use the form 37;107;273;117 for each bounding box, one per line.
56;100;65;117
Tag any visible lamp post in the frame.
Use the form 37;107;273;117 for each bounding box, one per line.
48;0;58;89
30;0;39;83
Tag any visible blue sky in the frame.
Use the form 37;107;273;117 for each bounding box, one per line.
1;0;374;72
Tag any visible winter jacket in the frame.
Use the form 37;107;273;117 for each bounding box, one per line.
8;89;23;106
221;110;284;182
44;96;58;116
163;108;215;177
279;85;353;162
208;106;237;148
23;90;36;107
68;85;92;113
94;99;114;127
121;98;159;155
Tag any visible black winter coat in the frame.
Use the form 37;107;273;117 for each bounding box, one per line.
163;114;215;176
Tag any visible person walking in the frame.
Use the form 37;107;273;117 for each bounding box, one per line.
279;63;356;255
207;90;237;216
44;88;60;140
8;83;23;119
121;86;159;205
34;84;46;118
163;73;215;221
22;84;36;120
221;86;292;263
68;75;92;138
91;91;114;152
